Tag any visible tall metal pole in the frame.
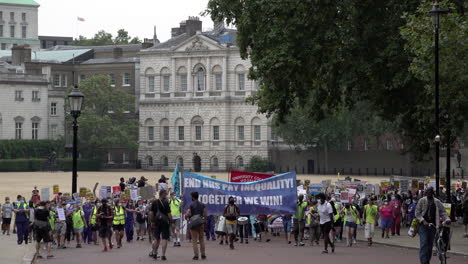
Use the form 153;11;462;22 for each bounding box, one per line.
72;117;78;194
434;13;440;198
446;129;451;203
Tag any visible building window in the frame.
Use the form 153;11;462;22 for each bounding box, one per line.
236;156;244;168
180;75;187;92
147;156;153;167
237;126;245;141
0;25;3;38
163;126;169;141
21;26;26;38
195;126;202;141
15;122;22;139
10;25;14;38
107;152;114;164
21;12;26;21
0;43;5;50
32;91;40;101
196;68;205;91
213;126;219;141
211;157;219;169
50;102;57;116
0;11;2;20
10;12;14;21
254;125;261;141
347;140;352;151
364;139;369;151
32;122;39;139
255;81;260;90
215;73;222;91
178;126;184;140
61;74;67;87
148;127;154;141
148;76;155;92
79;75;86;82
386;140;393;150
163;75;170;92
162;156;168;167
122;152;129;164
15;90;23;101
109;73;115;87
50;124;58;139
238;73;245;90
177;157;184;167
123;73;131;86
53;74;60;87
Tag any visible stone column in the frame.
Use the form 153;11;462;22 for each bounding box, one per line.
206;56;211;93
222;56;227;94
171;58;176;95
187;57;192;98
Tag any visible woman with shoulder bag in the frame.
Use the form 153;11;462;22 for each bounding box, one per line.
185;192;207;260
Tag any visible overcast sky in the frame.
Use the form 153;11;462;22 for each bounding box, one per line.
38;0;214;42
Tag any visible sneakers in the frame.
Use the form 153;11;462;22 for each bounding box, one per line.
193;256;199;260
161;256;167;261
229;244;234;250
299;242;305;246
201;255;207;260
245;240;249;244
219;240;224;245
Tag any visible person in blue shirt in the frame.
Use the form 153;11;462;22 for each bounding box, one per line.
13;196;30;245
407;199;417;226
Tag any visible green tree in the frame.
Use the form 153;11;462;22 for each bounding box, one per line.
114;29;131;44
67;76;138;159
74;29;142;46
129;37;142;44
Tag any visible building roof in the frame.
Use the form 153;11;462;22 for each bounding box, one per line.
38;36;74;41
0;49;92;63
81;57;139;64
48;44;143;53
147;28;237;51
0;0;40;6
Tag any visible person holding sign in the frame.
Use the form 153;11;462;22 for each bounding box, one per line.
54;202;67;249
223;197;240;250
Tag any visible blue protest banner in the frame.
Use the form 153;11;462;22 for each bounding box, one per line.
182;171;297;215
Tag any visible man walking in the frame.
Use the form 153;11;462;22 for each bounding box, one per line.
150;190;171;261
113;199;125;248
97;199;114;252
185;192;207;260
415;187;450;264
54;202;67;249
13;196;30;245
169;191;182;247
293;194;308;246
363;197;379;246
223;196;240;250
33;202;53;259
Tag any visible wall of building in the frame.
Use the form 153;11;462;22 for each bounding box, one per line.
0;4;39;50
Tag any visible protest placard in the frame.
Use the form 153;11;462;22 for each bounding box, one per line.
140;186;155;200
79;187;88;197
400;180;409;193
41;188;50;201
57;208;66;221
130;189;138;201
182;171;297;215
53;185;59;194
112;186;121;195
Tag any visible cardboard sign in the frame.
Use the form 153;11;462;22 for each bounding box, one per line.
57;208;66;221
53;185;59;194
72;193;80;201
100;186;111;199
87;192;95;201
443;203;451;216
112;186;121;194
79;187;88;197
211;175;217;179
341;192;349;203
394;181;400;190
418;182;425;190
130;189;138;201
41;188;50;201
400;180;409;193
380;181;390;191
140;186;155;200
411;180;419;192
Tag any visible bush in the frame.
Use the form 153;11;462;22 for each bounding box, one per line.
58;159;101;171
0;159;47;172
0;139;64;159
247;156;271;172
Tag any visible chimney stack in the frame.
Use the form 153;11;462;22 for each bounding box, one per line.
113;47;123;59
185;16;202;37
11;45;31;66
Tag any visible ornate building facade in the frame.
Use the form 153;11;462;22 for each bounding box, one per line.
138;18;269;171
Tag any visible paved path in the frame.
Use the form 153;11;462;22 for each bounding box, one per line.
0;232;34;264
357;224;468;256
37;236;468;264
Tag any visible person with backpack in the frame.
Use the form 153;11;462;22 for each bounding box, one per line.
149;190;172;261
185;191;207;260
223;196;240;250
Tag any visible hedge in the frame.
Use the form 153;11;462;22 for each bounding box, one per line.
0;139;64;159
0;158;101;172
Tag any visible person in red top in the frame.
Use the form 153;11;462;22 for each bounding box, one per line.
31;187;41;205
380;200;393;239
389;194;402;236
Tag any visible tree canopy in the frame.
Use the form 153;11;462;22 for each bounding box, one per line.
66;76;138;159
206;0;467;159
74;29;142;46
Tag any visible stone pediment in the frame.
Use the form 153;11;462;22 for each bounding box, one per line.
173;35;224;52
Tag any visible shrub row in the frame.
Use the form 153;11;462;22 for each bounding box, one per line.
0;158;101;172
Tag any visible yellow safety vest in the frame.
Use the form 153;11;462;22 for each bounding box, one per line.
170;199;181;217
90;207;97;225
334;203;341;222
113;206;125;225
343;206;361;225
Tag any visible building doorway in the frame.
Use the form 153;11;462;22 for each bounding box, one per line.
307;160;315;174
193;154;202;172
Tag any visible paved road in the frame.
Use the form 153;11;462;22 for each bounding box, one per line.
37;237;468;264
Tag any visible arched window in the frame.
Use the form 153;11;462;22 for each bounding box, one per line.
160;67;171;92
235;65;246;91
236;156;244;168
175;118;185;141
144;118;155;141
191;116;204;142
234;117;245;142
176;156;184;167
160;118;170;141
177;67;187;92
193;64;206;91
251;117;262;143
211;156;219;170
145;67;155;93
146;156;153;167
209;117;220;141
161;156;168;167
212;65;222;91
14;116;24;139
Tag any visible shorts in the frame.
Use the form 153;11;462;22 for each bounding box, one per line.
226;224;237;235
35;228;52;243
54;222;66;236
320;221;333;237
74;228;84;233
153;224;170;240
136;222;146;230
380;218;393;229
345;222;357;229
463;215;468;225
113;224;124;231
2;218;11;225
283;220;292;233
365;222;375;239
99;225;112;238
172;218;181;229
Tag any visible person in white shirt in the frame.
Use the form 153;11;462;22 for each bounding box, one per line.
316;193;335;254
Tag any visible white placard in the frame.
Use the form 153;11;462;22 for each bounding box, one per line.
130;189;138;201
57;208;66;221
41;188;50;201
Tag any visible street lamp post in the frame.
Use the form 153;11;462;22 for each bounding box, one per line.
68;85;84;195
429;0;447;198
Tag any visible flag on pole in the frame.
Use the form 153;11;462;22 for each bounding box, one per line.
77;17;85;22
171;164;181;198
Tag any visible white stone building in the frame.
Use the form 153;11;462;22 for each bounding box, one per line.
138;18;269;171
0;0;40;51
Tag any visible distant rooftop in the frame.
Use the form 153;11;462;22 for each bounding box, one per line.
48;44;143;53
0;0;40;6
81;57;139;65
0;49;92;63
